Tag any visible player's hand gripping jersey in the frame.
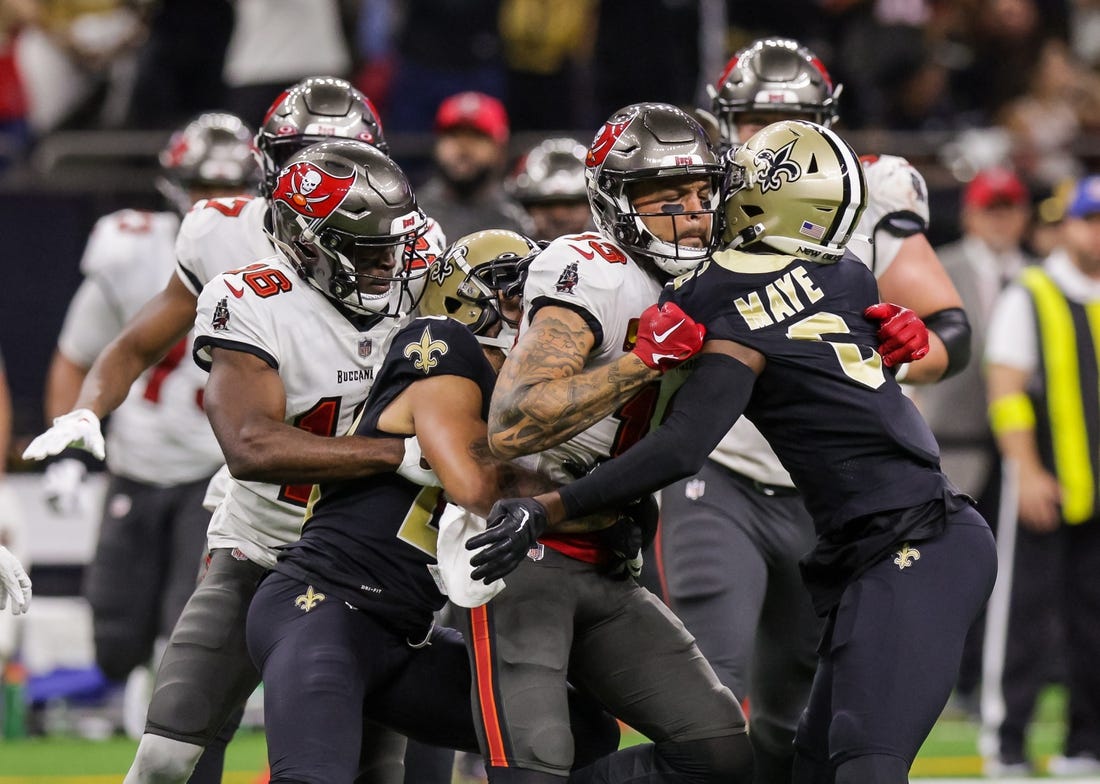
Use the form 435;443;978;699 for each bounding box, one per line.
193;252;409;568
275;317;497;634
711;153;932;484
62;209;223;483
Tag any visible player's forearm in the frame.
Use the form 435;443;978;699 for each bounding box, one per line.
488;353;658;459
44;352;89;420
74;331;182;417
219;426;404;484
898;332;948;384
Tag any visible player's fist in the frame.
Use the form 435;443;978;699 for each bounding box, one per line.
598;494;659;580
22;408;106;461
633;302;706;372
466;497;548;584
864;302;929;368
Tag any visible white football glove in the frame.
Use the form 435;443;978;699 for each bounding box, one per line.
396;436;441;487
42;458;88;516
0;546;31;616
22;408;106;461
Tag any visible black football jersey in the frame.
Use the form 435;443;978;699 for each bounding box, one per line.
275;317;497;635
664;250;949;539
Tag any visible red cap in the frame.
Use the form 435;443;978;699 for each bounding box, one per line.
434;92;509;144
964;168;1029;209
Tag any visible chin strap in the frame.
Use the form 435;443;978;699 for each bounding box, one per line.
727;222;765;250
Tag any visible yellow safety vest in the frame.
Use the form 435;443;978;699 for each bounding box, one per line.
1019;266;1100;523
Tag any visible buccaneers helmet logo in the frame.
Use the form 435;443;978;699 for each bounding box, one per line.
586;115;633;168
754;140;802;193
272;161;356;217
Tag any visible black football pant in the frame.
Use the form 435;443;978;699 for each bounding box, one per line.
792;505;997;784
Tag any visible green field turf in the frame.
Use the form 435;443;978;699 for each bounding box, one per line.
0;687;1070;782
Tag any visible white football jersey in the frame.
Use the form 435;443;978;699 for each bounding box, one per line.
712;154;932;485
58;209;223;485
193;252;410;568
515;232;663;481
175;195;274;296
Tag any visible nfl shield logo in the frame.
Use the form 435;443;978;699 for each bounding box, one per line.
526;543;545;562
685;478;706;500
358;338;373;358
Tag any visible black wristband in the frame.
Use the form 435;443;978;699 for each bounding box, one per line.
923;307;971;379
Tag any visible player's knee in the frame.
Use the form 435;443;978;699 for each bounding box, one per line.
656;732;754;784
527;722;575;772
834;753;908;784
145;680;217;740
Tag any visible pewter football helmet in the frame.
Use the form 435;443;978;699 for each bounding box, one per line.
585;102;723;277
724;120;866;262
256;76;387;195
269;139;429;317
508;137;588;205
709;38;841;147
158;112;259;212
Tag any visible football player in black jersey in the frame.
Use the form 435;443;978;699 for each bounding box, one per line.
475;121;998;784
245;230;658;783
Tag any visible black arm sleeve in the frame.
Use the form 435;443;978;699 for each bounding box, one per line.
558;353;759;519
923;306;971;379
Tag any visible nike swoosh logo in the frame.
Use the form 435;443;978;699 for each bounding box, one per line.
650;352;678;365
515;508;529;535
225;281;245;298
569;244;596;260
653;319;685;343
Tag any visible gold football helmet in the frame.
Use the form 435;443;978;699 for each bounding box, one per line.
419;229;539;342
723;120;866;262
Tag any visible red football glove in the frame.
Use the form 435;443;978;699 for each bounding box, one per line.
864;302;930;368
633;302;706;372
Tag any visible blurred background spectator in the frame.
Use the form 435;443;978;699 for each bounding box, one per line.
415;90;532;239
12;0;149;136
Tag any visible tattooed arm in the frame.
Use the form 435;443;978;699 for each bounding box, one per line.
384;368;613;530
488;304;660;459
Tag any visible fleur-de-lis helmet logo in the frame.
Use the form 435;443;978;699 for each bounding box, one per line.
754;139;802;193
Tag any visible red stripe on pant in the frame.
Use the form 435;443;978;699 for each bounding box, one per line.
469;604;509;767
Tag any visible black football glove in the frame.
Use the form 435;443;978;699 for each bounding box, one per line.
597;494;659;581
467;498;549;584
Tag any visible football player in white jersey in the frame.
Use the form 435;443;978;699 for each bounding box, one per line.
23;79;444;784
650;37;972;783
33;111;257;741
466;103;755;784
121;141;435;784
